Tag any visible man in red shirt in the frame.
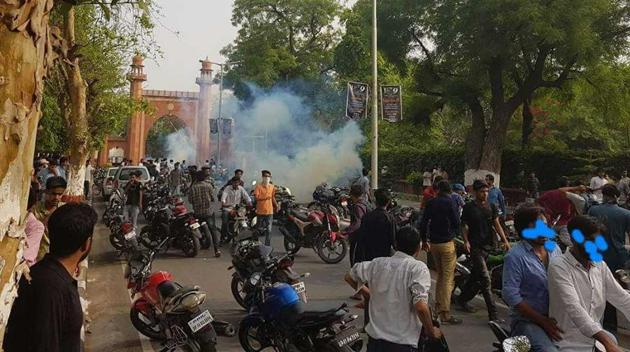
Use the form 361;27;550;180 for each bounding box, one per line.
536;177;586;249
421;176;443;209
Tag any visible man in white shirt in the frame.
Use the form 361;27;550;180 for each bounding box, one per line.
345;227;441;351
590;168;609;203
220;177;252;241
548;215;630;352
84;159;94;199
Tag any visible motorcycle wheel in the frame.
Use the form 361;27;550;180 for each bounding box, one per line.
282;223;301;254
181;230;201;257
230;275;248;309
316;236;348;264
239;319;273;352
129;306;165;341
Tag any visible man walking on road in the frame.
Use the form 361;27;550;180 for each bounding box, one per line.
527;172;541;199
357;168;371;203
345;184;371;267
189;171;221;257
345;227;442;352
419;180;462;324
617;170;629;208
169;162;183;195
486;174;506;218
253;170;277;246
457;179;510;321
4;203;97;352
590;168;609;203
503;206;562;352
354;188;396;263
124;171;143;228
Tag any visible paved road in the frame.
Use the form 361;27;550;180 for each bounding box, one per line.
85;200;507;352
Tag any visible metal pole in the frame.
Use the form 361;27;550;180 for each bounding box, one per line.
217;64;223;166
371;0;378;190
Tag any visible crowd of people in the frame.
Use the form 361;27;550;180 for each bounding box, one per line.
342;167;630;352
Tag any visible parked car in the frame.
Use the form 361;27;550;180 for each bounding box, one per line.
113;166;151;191
101;167;119;200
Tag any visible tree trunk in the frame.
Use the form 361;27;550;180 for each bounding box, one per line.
62;7;89;201
521;97;534;149
0;0;55;338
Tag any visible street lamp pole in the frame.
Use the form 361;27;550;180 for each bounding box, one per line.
217;63;224;166
371;0;379;190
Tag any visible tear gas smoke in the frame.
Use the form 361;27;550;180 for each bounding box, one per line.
165;129;197;163
214;85;365;201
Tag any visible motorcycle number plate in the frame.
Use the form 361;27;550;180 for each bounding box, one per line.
334;326;360;347
190;222;200;230
188;310;214;333
124;231;136;240
292;281;306;294
341;201;348;207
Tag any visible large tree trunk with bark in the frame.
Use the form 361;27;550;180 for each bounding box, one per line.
61;7;89;201
0;0;55;338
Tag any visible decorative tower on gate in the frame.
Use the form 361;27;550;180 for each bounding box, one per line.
195;59;213;164
127;54;147;164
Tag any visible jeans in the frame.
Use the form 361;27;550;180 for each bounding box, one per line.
197;214;220;254
459;248;498;319
367;337;417;352
257;214;273;246
126;205;140;229
221;209;230;241
430;241;456;319
511;318;558;352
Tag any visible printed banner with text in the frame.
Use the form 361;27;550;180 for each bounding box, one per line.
381;85;402;123
345;81;369;120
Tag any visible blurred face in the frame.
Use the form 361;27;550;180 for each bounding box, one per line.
130;174;138;182
485;176;493;185
572;227;598;261
231;181;239;190
45;186;65;208
528;214;548;246
236;171;243;178
475;187;489;202
49;165;57;173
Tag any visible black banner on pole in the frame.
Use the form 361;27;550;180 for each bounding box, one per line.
345;81;369;120
381;85;402;122
222;118;232;136
210;119;218;134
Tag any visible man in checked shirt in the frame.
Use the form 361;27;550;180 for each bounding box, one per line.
188;170;221;257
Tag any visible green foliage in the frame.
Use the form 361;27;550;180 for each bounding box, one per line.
405;171;424;190
38;2;158;154
145;116;187;158
222;0;343;97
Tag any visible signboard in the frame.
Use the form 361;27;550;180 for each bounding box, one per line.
221;118;233;136
381;85;402;122
345;81;369;120
210;119;218;134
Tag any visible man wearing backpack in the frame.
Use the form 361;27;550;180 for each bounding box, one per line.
345;185;372;267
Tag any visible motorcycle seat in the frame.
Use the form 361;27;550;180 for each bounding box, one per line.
296;302;346;327
292;212;311;223
158;281;181;299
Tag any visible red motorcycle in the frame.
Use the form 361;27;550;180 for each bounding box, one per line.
278;201;348;264
125;240;235;351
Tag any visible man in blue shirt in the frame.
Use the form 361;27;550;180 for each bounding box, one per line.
502;206;563;352
486;174;506;217
588;183;630;335
419;180;462;324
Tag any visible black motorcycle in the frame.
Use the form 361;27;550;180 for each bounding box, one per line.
139;200;203;257
229;237;307;309
238;256;361;352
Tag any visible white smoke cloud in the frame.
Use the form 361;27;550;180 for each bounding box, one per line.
165;129;197;163
212;85;365;201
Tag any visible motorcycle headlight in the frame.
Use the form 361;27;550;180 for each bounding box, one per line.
180;292;206;311
285;187;292;196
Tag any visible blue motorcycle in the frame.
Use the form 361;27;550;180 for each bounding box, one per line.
238;255;362;352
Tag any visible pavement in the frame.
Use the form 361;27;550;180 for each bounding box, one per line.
82;198;623;352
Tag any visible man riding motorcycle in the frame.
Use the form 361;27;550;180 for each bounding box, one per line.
221;176;252;242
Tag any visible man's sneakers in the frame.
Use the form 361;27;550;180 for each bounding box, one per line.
440;315;463;325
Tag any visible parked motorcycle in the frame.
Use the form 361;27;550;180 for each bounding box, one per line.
229;237;307;309
238;272;362;352
279;201;348;264
125;240;235;352
139;199;203;257
310;183;350;220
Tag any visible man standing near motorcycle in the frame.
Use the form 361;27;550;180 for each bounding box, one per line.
169;162;182;195
345;184;371;267
502;206;562;352
124;171;143;229
220;176;252;242
253;170;278;246
419;180;462;325
4;203;97;352
345;226;442;352
457;179;510;321
189;170;221;257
